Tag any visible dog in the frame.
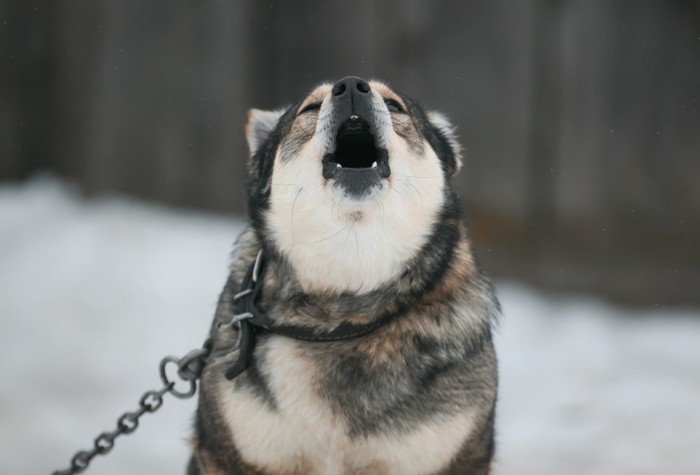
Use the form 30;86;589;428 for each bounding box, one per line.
188;76;499;474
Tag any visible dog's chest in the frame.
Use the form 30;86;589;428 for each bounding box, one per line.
217;336;472;475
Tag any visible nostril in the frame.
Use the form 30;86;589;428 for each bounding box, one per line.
333;83;347;96
356;81;370;94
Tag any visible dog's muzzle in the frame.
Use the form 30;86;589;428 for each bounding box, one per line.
321;76;390;197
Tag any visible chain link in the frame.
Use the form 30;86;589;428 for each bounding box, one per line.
51;342;211;475
51;251;263;475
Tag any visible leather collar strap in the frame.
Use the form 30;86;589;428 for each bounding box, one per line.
224;251;394;380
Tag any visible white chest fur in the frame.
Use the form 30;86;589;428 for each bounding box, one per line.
218;337;475;475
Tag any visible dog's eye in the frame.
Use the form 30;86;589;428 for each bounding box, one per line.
384;99;404;114
299;102;321;115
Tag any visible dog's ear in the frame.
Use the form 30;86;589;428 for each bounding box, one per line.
246;108;284;155
428;111;463;176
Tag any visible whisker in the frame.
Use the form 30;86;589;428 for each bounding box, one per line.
331;197;340;222
392;181;424;214
341;227;353;249
404;181;424;213
353;229;360;260
290;187;303;245
302;227;346;245
373;195;385;225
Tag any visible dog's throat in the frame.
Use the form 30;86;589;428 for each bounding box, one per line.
334;119;377;168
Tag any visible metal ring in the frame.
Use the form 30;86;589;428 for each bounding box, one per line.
252;249;263;283
235;328;243;348
177;348;208;382
230;312;253;326
159;356;197;399
178;348;209;369
233;288;253;301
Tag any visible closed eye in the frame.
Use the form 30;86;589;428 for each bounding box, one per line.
299;102;321;115
384;98;404;114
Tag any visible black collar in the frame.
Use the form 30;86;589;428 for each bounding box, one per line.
224;251;395;380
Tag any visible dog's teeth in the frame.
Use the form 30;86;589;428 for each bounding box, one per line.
350;115;359;120
336;163;342;169
371;161;378;168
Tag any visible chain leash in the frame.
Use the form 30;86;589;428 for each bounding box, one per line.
50;251;266;475
50;343;211;475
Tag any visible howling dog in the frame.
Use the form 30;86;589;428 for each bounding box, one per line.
189;77;499;474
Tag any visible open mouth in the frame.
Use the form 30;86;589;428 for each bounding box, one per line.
322;117;390;181
336;118;378;168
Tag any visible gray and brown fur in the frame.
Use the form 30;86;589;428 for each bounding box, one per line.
189;77;499;474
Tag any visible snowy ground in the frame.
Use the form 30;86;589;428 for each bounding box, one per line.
1;177;699;475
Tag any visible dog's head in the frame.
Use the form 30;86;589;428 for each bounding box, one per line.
245;77;463;293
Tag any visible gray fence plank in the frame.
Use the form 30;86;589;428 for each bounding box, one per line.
2;0;699;304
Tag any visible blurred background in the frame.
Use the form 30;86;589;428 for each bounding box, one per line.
3;0;699;305
1;1;700;474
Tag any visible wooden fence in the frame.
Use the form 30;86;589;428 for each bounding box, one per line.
2;0;699;305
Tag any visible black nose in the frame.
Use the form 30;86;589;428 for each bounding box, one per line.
332;76;371;97
331;77;372;120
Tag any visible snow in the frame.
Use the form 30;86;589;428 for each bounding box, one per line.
1;177;698;475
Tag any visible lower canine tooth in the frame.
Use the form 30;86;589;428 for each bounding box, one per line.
336;163;342;168
371;162;378;168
